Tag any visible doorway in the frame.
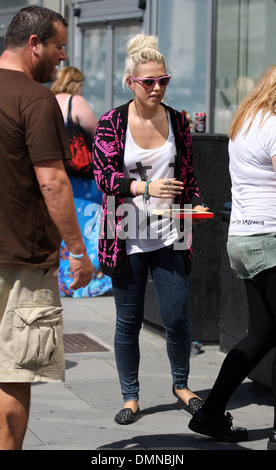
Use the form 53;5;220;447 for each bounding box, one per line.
81;22;141;119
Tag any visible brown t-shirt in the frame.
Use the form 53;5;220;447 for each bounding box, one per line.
0;69;72;269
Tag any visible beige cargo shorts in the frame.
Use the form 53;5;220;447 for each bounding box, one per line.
0;267;65;383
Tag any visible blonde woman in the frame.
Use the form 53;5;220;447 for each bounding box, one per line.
92;34;209;424
189;65;276;447
52;66;97;137
52;67;112;298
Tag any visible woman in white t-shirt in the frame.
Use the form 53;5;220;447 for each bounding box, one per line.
189;65;276;448
92;34;209;425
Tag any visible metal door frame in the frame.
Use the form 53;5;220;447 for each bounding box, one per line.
70;1;144;111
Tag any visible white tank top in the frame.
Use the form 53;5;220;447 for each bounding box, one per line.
123;112;179;255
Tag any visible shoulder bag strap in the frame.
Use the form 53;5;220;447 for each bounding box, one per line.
64;95;73;126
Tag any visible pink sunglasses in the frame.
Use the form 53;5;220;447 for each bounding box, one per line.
130;75;171;89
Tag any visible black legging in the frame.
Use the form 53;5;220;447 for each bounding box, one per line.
202;266;276;428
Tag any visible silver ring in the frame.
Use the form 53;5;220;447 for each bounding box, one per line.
166;179;170;189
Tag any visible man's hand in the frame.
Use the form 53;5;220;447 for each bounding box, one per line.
69;254;94;290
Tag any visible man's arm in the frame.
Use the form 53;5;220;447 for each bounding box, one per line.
34;159;93;290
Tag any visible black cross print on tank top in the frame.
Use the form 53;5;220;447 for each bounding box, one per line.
129;162;152;181
169;160;176;172
129;158;175;181
129;162;152;230
129;158;176;231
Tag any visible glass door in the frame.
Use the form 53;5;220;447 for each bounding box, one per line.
82;27;106;119
214;0;276;133
82;23;140;120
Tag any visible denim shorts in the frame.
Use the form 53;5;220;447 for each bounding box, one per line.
0;267;65;383
227;234;276;279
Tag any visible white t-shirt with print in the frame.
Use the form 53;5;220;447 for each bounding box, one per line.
123;112;179;255
229;111;276;235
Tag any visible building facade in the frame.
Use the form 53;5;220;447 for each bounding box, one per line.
0;0;275;133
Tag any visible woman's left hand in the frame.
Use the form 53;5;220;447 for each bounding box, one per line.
193;204;209;212
192;204;210;224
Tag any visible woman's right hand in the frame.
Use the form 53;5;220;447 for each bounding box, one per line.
131;178;184;198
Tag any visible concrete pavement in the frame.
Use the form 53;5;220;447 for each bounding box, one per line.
23;294;274;452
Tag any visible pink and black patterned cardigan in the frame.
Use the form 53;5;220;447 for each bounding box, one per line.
92;100;204;278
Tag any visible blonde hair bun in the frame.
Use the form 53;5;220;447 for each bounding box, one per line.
128;34;159;57
122;33;166;88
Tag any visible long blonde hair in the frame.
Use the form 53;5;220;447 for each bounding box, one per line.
122;33;167;88
229;64;276;140
51;66;84;95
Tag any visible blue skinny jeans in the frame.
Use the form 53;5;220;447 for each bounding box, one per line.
112;244;191;402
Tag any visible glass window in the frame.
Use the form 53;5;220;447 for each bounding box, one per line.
214;0;276;133
157;0;208;129
82;28;106;119
82;23;140;119
113;24;140;109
